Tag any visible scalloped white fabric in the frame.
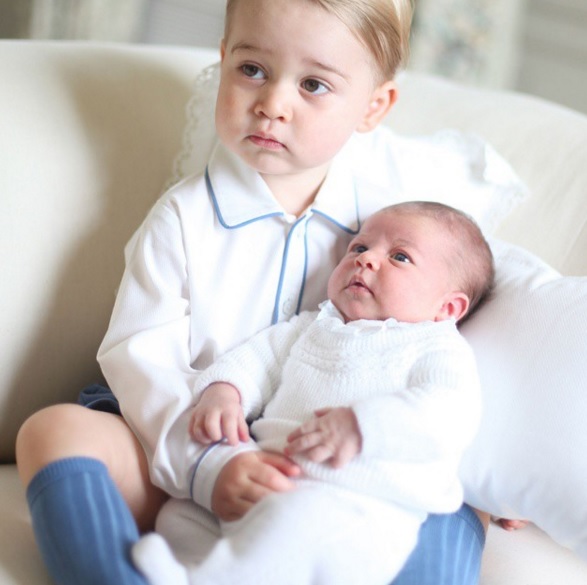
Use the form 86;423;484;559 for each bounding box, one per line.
166;62;221;190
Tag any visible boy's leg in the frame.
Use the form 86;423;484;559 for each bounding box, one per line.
27;457;148;585
16;403;166;585
392;504;487;585
17;403;167;531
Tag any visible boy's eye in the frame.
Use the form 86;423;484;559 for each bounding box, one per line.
351;244;368;254
241;64;265;79
302;78;328;95
392;252;411;263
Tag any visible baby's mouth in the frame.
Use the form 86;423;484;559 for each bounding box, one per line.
348;278;372;294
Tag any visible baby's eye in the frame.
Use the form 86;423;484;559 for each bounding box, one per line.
241;64;265;80
302;78;329;95
351;244;368;254
391;252;411;263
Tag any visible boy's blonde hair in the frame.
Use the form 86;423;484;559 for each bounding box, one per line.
380;201;495;320
224;0;414;81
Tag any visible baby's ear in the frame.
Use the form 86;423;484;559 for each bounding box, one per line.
356;80;397;133
436;292;470;323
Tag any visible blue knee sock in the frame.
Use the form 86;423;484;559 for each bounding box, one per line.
26;457;148;585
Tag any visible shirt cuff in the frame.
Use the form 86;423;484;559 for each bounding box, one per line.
189;438;260;511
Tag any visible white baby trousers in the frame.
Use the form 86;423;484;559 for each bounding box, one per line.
133;481;422;585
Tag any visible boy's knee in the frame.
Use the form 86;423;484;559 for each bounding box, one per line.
16;404;108;485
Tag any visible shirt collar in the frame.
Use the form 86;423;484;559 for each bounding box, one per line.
318;300;457;332
206;141;361;233
309;146;360;234
206;143;284;228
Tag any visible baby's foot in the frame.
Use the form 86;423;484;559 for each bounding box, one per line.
132;533;190;585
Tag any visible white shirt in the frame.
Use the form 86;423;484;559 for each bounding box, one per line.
97;137;395;500
97;126;516;503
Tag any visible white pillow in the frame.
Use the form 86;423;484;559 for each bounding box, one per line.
460;239;587;561
169;63;528;234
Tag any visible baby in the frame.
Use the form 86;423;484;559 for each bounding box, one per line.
133;201;494;585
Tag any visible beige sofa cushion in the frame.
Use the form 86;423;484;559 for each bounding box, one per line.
0;41;217;462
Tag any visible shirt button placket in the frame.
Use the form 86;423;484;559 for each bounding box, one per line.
277;214;309;322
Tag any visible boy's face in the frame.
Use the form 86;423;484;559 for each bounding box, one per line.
327;211;469;323
216;0;391;185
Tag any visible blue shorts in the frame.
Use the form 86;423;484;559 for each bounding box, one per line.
78;384;485;584
78;384;121;415
393;502;485;584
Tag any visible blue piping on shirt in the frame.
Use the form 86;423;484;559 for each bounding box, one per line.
311;209;361;235
310;183;362;235
271;215;306;324
206;167;284;229
189;439;225;502
206;166;362;324
295;218;310;316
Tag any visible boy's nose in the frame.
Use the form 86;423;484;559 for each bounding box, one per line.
254;83;293;122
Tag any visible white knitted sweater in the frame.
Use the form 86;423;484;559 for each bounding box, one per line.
193;301;481;514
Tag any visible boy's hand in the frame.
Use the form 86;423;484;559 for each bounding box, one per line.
285;407;362;468
190;383;249;446
211;451;301;521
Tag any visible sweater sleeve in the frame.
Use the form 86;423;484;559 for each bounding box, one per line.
192;313;311;421
351;338;481;512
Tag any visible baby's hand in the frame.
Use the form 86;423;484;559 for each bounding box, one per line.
285;407;362;468
212;451;301;521
189;382;249;446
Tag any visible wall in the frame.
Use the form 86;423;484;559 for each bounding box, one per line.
141;0;587;114
142;0;224;48
516;0;587;114
0;0;146;42
1;0;585;114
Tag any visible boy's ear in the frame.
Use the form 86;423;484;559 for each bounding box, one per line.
356;80;398;133
220;39;226;61
435;292;470;323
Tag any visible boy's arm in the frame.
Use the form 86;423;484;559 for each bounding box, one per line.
96;194;294;504
97;198;209;500
97;188;306;507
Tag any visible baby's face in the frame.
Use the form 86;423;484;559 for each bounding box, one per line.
327;211;466;323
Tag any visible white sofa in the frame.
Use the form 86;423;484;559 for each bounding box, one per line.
1;40;587;584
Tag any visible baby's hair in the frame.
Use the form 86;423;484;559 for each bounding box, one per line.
379;201;495;320
224;0;414;81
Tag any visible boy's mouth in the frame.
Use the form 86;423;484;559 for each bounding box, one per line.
248;133;285;151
